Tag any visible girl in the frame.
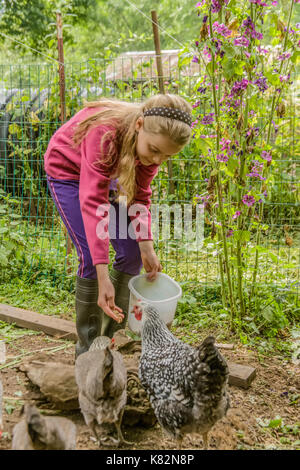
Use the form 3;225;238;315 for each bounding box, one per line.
44;94;192;357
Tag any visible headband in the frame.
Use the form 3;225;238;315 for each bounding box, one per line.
143;107;192;127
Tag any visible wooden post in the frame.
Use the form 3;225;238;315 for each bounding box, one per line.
151;10;175;195
151;10;165;95
56;11;73;274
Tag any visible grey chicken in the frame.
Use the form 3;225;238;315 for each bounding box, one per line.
11;403;76;450
75;335;129;447
136;302;230;449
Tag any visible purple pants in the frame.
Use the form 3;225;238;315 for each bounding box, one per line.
46;175;143;279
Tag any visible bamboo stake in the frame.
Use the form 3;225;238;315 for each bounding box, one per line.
151;10;165;95
56;11;73;274
151;10;175;195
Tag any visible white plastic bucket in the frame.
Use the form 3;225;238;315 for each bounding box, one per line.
128;273;182;334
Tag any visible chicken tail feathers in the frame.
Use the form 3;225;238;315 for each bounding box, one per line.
197;336;229;382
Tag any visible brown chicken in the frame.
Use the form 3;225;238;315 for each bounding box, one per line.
11;404;76;450
75;335;130;447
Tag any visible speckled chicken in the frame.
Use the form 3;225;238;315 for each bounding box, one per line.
136;303;230;449
11;404;76;450
75;335;129;447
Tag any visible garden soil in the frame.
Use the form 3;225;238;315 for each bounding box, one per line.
0;331;299;450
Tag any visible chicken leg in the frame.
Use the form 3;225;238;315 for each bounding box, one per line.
89;419;100;442
176;437;183;450
202;432;209;450
114;409;133;446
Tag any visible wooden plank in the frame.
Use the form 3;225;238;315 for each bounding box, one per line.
228;361;256;389
0;303;77;342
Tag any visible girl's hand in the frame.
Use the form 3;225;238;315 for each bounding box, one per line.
96;265;124;322
139;240;162;281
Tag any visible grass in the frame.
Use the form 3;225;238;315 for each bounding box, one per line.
0;277;75;319
1;268;298;361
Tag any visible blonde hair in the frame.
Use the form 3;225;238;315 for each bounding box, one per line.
73;94;192;204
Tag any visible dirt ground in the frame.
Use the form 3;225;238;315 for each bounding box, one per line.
0;331;299;451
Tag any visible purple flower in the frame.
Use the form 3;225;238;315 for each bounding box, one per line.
217;153;229;162
226;229;234;238
213;21;231;37
203;45;212;62
249;0;268;5
211;0;221;13
195;40;199;47
201;113;214;125
220;138;234;156
257;46;269;55
203;15;208;23
280;73;291;82
192;55;199;63
242;16;263;40
253;73;268;93
272;120;279;134
242;194;256;207
232;211;241;219
243;17;254;28
196;1;206;6
261;151;272;162
234;36;250;47
277;52;291;61
247;161;266;180
197;86;207;94
193;100;201;108
199;194;211;209
230;79;249;97
245;126;260;140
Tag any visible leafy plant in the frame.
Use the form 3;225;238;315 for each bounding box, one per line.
189;0;299;331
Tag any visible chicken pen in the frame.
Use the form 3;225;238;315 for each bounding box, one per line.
0;52;298;296
0;47;299;451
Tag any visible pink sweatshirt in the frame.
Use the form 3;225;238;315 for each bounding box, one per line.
44;107;159;266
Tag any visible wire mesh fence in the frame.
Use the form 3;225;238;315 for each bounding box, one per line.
0;52;299;299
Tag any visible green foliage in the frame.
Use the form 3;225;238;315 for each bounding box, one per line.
0;0;96;55
0;0;199;61
256;416;300;449
190;0;299;331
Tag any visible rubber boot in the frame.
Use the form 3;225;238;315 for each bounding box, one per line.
75;276;103;358
101;268;135;338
